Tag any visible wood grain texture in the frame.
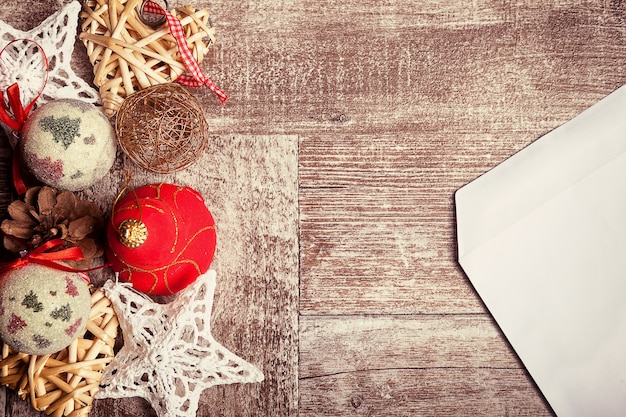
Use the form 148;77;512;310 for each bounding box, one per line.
1;0;626;416
300;368;553;417
299;315;554;416
204;0;626;135
299;315;521;375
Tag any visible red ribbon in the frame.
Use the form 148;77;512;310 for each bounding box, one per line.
0;239;90;280
0;39;50;196
10;138;26;196
143;1;228;104
0;83;30;132
0;39;49;132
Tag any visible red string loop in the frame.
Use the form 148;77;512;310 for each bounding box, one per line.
0;39;50;195
0;39;49;132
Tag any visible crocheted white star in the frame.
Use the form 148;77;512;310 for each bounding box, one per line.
96;270;264;417
0;1;99;108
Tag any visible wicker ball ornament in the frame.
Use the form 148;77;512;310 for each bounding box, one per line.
115;83;209;173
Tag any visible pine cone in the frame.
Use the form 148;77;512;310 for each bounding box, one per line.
1;186;105;269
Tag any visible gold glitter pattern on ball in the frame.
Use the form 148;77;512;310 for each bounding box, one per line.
118;218;148;248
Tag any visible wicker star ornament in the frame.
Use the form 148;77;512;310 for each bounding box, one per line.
79;0;216;117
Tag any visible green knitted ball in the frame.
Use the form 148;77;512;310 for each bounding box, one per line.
0;264;91;355
21;99;116;191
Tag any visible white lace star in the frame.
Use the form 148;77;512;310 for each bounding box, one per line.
96;270;264;417
0;1;99;109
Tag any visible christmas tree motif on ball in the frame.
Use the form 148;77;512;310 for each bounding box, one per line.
39;115;81;150
32;334;51;350
0;265;92;355
65;276;80;296
50;303;73;322
21;291;43;313
8;314;26;334
64;318;83;337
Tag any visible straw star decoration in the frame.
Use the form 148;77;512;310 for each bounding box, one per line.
79;0;220;116
0;1;99;107
96;270;264;417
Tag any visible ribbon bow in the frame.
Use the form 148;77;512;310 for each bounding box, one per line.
0;83;36;132
0;39;50;195
0;39;49;132
142;1;228;104
0;239;88;277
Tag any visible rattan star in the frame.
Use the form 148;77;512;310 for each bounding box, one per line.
79;0;216;116
96;270;264;417
0;1;100;108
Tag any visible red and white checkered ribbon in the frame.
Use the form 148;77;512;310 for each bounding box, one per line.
143;1;228;104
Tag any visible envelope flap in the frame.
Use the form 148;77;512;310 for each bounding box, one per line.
456;85;626;259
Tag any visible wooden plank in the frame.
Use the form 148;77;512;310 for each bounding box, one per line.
299;315;521;375
0;0;59;31
299;315;553;416
202;0;626;136
297;131;514;314
0;388;5;417
299;368;553;416
3;391;33;417
0;130;14;263
300;216;479;314
297;131;519;314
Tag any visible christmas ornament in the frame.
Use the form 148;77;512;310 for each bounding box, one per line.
0;263;91;355
106;183;216;295
20;99;117;191
0;288;119;417
80;0;225;117
116;83;209;173
1;186;105;269
0;1;99;119
96;270;264;417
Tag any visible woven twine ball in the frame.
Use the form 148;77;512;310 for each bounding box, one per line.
115;83;209;173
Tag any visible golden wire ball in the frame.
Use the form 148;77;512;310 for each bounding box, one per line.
115;83;209;173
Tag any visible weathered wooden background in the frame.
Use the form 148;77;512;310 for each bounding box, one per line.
2;0;626;415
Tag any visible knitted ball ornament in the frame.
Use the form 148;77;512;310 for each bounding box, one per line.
106;183;216;295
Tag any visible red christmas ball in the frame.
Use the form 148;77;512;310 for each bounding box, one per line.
106;183;216;295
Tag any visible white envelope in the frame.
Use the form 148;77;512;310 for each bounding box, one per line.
456;86;626;417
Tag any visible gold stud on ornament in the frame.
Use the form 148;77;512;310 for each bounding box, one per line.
118;219;148;248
